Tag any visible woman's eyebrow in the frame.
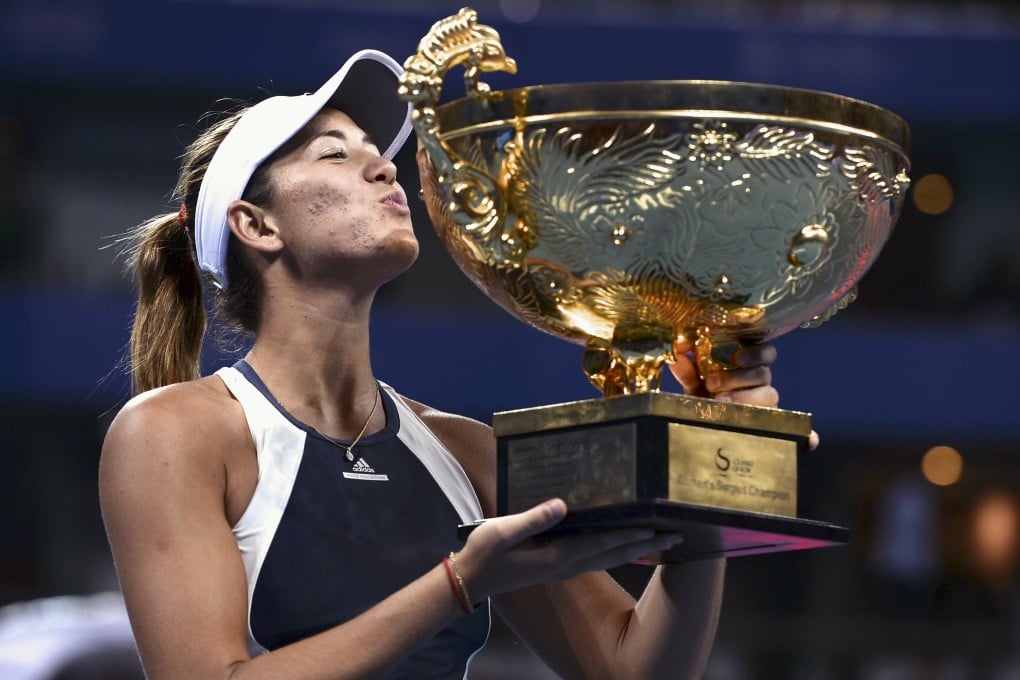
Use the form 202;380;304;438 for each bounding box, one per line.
312;129;375;147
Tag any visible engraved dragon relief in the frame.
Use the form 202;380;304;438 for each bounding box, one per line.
798;144;910;329
424;133;545;327
398;8;520;265
503;123;706;340
505;119;882;339
686;126;906;333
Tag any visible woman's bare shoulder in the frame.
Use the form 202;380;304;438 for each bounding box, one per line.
100;375;248;476
110;374;237;427
398;394;494;446
394;393;497;511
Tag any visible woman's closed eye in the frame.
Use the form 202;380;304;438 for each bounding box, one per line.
322;148;349;160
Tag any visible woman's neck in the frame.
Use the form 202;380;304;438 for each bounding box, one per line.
245;291;381;439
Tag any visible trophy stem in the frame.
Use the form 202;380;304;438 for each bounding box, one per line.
580;326;754;396
582;326;675;396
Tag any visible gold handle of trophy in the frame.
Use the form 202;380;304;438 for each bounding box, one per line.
398;8;518;235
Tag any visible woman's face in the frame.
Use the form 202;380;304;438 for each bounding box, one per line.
259;107;418;288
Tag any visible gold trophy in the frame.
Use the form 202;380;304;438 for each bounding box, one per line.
400;9;910;559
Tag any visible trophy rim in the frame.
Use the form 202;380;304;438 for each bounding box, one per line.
436;79;910;156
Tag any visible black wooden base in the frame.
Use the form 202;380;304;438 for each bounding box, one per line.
458;499;850;561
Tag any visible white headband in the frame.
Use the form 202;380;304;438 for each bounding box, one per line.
194;49;413;287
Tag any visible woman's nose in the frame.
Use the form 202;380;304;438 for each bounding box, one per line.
366;156;397;184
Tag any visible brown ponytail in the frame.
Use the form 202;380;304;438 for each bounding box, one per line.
121;106;268;395
126;211;206;394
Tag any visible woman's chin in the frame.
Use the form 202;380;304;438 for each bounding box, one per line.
378;236;421;280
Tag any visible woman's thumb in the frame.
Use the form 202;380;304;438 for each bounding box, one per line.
493;498;568;545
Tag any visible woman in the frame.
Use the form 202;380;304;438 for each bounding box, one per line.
99;49;783;679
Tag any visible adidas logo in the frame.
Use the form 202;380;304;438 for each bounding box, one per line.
351;457;375;474
342;457;389;481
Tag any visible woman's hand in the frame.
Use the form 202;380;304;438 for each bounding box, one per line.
668;342;779;406
668;341;820;449
455;499;682;602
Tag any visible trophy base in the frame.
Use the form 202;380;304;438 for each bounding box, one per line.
459;500;849;561
477;392;850;561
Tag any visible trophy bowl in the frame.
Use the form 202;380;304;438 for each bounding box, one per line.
402;9;910;560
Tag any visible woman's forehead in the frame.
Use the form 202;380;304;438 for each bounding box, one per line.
271;107;374;161
301;108;369;143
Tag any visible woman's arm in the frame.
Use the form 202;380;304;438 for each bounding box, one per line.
493;562;724;680
101;381;679;680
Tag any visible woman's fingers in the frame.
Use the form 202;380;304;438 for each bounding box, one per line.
667;353;705;396
710;383;780;407
733;342;777;368
669;342;779;405
809;429;820;450
461;501;685;599
704;364;773;393
534;530;684;575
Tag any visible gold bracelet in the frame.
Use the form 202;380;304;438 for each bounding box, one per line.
442;555;470;613
447;551;476;611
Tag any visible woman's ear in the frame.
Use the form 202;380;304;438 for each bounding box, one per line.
226;199;284;254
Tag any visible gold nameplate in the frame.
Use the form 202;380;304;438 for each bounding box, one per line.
668;424;797;517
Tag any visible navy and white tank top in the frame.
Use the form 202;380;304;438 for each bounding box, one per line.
216;361;491;679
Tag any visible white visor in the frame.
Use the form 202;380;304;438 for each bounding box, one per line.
194;49;413;287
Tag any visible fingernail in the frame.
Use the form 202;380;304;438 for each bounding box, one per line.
705;374;722;391
544;499;566;519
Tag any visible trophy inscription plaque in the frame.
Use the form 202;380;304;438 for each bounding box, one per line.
400;8;910;559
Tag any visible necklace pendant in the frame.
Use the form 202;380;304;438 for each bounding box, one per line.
345;449;355;462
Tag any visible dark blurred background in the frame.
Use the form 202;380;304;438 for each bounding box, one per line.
1;0;1018;678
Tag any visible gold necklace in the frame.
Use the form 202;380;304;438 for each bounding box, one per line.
340;389;380;462
306;389;380;462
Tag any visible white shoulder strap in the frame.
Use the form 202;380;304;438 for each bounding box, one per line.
381;382;485;524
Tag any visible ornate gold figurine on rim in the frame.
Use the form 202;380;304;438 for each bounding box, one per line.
400;8;910;559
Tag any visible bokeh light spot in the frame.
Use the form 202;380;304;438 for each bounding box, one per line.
912;173;954;215
921;445;963;486
971;491;1020;579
